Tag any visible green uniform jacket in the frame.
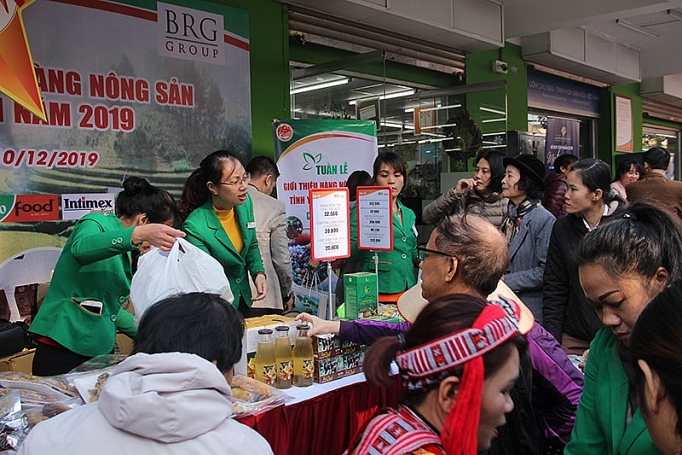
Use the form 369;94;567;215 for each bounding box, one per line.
565;327;660;455
349;199;418;294
29;213;138;358
182;196;265;308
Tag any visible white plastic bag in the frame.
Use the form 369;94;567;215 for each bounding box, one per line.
130;237;234;324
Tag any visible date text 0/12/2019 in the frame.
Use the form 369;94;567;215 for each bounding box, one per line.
2;149;100;168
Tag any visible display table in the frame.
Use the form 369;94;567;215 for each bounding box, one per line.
238;371;401;455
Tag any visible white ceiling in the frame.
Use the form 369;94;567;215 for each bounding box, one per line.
505;0;682;79
283;0;682;82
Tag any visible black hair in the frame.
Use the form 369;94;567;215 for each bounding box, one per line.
553;154;578;173
246;155;280;179
346;170;372;202
115;176;178;224
515;172;544;200
133;292;244;374
643;146;671;170
363;295;526;408
631;281;682;440
475;150;505;194
614;158;643;182
178;150;243;219
568;158;612;201
372;152;406;183
578;203;682;284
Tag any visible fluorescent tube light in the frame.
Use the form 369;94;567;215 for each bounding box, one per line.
668;9;682;20
349;90;415;105
290;78;349;95
615;19;659;38
479;106;506;115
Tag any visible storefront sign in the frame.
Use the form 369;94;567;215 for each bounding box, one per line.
273;119;377;228
545;117;580;174
615;95;633;152
309;189;350;262
528;73;600;118
356;186;393;251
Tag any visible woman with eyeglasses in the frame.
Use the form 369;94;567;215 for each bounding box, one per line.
542;158;625;354
179;150;267;317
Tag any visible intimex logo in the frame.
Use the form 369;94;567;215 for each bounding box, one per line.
63;197;113;210
61;193;115;220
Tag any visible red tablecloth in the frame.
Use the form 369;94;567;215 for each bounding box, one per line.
238;375;401;455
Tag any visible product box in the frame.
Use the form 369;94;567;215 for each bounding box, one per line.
235;315;299;377
0;349;35;374
313;350;365;384
312;334;365;359
343;272;377;320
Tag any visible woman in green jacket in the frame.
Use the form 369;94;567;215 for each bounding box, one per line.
630;281;682;455
30;177;184;376
180;150;266;317
348;152;419;299
564;203;682;455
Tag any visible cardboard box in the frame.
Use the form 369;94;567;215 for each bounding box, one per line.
343;272;377;320
314;351;365;383
0;349;35;374
312;334;365;359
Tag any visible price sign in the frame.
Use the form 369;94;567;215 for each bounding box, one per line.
357;186;393;251
309;188;350;261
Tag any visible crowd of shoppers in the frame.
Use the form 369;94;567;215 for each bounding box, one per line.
24;146;682;455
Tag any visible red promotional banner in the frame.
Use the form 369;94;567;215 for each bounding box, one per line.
0;194;59;223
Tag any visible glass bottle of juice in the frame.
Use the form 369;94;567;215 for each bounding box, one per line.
274;326;293;389
293;324;314;387
254;329;276;387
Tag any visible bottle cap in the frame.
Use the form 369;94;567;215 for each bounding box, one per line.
275;325;290;332
296;324;310;330
257;328;273;335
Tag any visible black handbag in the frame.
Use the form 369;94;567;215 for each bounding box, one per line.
0;320;30;358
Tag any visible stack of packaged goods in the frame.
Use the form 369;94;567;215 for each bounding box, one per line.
311;334;366;384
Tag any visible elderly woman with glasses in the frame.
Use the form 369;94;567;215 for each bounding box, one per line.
179;150;267;318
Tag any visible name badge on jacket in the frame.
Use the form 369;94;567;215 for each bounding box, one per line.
247;221;257;229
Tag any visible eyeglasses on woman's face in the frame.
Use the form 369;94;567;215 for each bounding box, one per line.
220;172;251;187
417;245;454;261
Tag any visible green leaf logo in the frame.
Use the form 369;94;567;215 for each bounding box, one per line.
302;152;322;171
0;195;16;223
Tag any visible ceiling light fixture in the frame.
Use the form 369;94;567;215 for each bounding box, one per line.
479;106;506;115
349;90;415;105
668;9;682;21
615;19;659;38
290;78;349;95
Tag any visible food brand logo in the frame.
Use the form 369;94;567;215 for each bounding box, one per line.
1;194;59;223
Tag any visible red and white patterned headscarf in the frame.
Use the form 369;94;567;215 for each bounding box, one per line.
395;304;519;455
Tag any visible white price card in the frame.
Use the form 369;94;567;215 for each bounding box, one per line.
310;188;350;261
356;186;393;251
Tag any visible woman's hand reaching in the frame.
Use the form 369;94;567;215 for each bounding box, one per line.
132;224;185;251
295;313;341;337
